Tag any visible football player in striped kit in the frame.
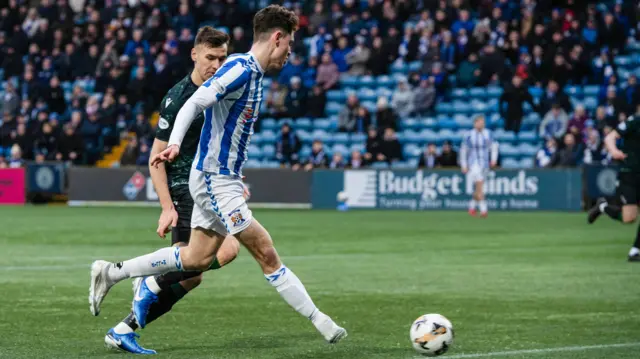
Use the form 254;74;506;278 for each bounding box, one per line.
460;115;498;217
89;5;346;346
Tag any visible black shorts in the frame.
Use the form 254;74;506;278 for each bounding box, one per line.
617;172;640;205
171;186;193;245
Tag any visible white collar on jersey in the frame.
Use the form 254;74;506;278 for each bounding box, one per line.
248;51;265;74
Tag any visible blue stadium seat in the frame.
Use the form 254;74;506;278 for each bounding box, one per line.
520;158;534;168
439;118;458;130
449;130;464;146
470;100;489;114
451;88;468;99
325;102;342;116
248;145;263;160
408;61;422;72
357;88;377;102
529;87;543;99
469;87;486;99
435;102;454;114
565;85;582;98
583;85;599;96
584;97;598;110
403;130;422;144
350;143;365;153
453;101;472;114
518;131;538;144
332;144;349;156
403;144;422;158
407;158;419;167
261;160;281;168
359;75;375;88
420;117;438;130
420;129;438;144
614;55;632;67
391;62;409;75
494;130;517;144
453;114;473;129
350;133;366;143
332;133;349;144
391;161;414;169
262;144;275;158
297;130;312;142
261;130;276;143
518;143;539;157
326;90;346;102
501;158;520;169
438;129;455;141
401;117;419;130
340;75;359;88
486;86;503;98
376;75;395;88
361;101;376;113
300;146;312;158
244;159;261;168
295;117;311;131
371;162;390;169
376;87;393;99
327;116;339;131
261;118;276;131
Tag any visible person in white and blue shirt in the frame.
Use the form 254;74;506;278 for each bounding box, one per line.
89;5;346;348
460;115;498;217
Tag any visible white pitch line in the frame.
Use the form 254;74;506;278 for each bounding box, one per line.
440;342;640;358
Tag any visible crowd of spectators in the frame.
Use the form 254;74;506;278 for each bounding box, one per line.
0;0;639;170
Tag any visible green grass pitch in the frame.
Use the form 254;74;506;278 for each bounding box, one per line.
0;206;639;359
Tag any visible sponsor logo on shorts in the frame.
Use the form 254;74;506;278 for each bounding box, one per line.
229;209;246;227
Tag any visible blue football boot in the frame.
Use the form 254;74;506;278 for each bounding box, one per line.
132;277;158;328
104;328;156;354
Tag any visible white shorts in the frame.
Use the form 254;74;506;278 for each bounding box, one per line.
466;164;487;183
189;167;252;236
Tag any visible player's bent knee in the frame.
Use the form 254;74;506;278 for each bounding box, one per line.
218;237;240;267
182;273;204;290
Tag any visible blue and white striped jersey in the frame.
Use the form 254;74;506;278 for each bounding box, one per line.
460;129;499;169
168;52;264;176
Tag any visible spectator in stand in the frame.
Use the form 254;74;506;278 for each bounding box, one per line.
56;124;83;164
316;53;339;91
391;80;414;118
582;125;609;165
301;139;329;171
301;56;318;89
550;133;582;167
380;127;402;164
567;104;589;139
131;112;152;144
349;150;365;169
120;136;139;166
275;123;301;167
332;36;351;73
2;82;19;115
438;140;459;167
230;27;250;54
539;80;572;116
338;94;360;133
329;152;346;169
285;77;307;119
364;127;382;165
536;138;558;168
278;54;304;87
8;144;24;168
418;143;439;169
306;85;326;118
623;75;640;114
456;53;480;88
601;85;626;119
376;97;398;131
44;76;66;115
265;80;288;119
367;37;389;76
413;78;436;116
540;104;569;140
136;140;151;167
499;75;536;134
477;44;505;86
346;36;371;76
33;122;57;160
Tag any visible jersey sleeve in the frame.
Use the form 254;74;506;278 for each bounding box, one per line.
167;60;251;148
155;96;178;142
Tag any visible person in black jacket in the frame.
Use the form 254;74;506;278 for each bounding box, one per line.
538;80;572;116
379;127;402;164
55;124;84;163
306;85;326;118
44;76;66;115
418;143;440;169
499;75;537;134
275;123;302;167
438;140;459;167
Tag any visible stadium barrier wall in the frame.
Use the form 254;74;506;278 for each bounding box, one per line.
67;167;311;208
0;168;26;205
584;165;618;199
311;169;583;211
27;163;66;194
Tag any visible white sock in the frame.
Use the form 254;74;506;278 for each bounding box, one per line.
630;247;639;257
144;276;162;294
113;321;134;335
469;200;477;210
479;200;488;213
265;264;319;320
599;202;608;213
107;247;183;283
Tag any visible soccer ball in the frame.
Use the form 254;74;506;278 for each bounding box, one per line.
336;191;348;202
410;314;454;356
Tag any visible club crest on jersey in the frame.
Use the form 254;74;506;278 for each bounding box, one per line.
243;108;255;123
229;209;246;227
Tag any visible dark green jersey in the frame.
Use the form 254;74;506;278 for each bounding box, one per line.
155;74;204;192
617;115;640;173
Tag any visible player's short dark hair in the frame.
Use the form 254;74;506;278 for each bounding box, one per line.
194;26;230;48
253;5;299;40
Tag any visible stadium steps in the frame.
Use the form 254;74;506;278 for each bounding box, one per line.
96;112;160;168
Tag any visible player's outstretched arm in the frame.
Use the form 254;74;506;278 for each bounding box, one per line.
149;138;178;238
605;130;626;160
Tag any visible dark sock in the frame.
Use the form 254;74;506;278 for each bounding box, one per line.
123;311;139;331
154;271;201;291
208;257;222;270
604;204;622;222
634;223;640;250
145;287;187;325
